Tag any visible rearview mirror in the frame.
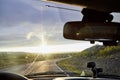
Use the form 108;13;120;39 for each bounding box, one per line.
63;21;120;41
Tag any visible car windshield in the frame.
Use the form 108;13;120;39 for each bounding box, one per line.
0;0;120;80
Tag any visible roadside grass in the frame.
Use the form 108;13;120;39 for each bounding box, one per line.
57;45;120;76
0;52;69;69
57;57;83;76
0;52;42;69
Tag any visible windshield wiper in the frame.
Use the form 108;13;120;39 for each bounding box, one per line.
25;71;66;79
25;71;79;79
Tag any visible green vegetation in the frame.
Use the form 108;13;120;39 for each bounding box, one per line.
80;45;120;57
57;45;120;76
1;45;120;76
0;52;44;69
0;52;69;69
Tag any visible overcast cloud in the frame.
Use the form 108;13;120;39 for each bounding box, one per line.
0;0;83;48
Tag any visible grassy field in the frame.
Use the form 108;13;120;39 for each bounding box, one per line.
0;52;69;69
57;45;120;77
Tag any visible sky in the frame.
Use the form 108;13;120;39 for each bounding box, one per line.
0;0;119;53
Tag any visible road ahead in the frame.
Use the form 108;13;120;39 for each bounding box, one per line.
0;59;67;77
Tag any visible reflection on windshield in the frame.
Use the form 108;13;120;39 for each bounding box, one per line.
0;0;120;80
0;0;93;53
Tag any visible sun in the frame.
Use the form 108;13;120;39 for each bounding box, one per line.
38;44;51;54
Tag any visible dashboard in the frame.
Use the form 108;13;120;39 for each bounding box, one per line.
0;72;119;80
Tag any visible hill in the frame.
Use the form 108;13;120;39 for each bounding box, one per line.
57;45;120;77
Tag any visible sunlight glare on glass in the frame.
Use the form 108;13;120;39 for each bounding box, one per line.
39;32;49;54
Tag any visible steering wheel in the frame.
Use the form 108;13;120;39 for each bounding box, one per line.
0;72;29;80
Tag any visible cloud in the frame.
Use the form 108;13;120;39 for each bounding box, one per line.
0;0;44;27
26;32;34;40
0;0;84;48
